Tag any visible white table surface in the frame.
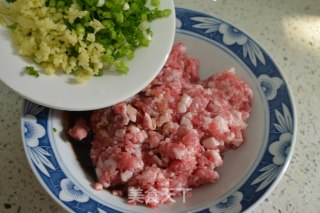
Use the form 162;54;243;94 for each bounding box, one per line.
1;0;319;212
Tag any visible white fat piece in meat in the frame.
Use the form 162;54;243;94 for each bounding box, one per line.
207;150;223;167
115;129;126;138
177;94;193;113
172;147;186;159
180;112;193;129
212;115;229;134
156;111;172;127
202;137;224;149
128;125;140;133
126;105;138;122
144;112;156;130
121;170;133;182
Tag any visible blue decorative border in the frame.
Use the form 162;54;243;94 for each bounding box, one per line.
21;8;296;213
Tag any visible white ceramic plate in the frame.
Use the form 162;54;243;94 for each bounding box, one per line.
0;0;175;111
21;8;296;213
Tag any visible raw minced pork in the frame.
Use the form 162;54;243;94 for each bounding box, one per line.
69;43;253;208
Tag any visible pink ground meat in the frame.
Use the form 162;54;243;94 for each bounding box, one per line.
69;42;253;208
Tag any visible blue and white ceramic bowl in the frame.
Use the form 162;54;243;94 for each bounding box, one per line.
21;8;296;213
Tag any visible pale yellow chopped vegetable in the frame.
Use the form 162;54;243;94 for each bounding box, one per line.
0;0;105;83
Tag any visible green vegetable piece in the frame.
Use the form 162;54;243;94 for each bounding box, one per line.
130;3;138;12
48;0;56;8
161;9;172;17
115;60;129;74
74;43;80;52
151;0;160;7
84;0;98;6
141;13;148;21
75;23;85;35
94;69;104;76
53;128;57;132
114;12;124;24
110;30;117;40
7;23;17;30
126;50;134;60
25;66;40;78
102;12;112;19
71;67;80;76
101;20;115;28
101;54;114;63
65;0;73;7
82;11;91;22
56;1;65;9
140;38;149;47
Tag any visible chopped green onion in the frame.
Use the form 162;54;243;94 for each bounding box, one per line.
141;13;148;21
140;38;150;47
75;23;85;36
130;3;138;12
82;11;91;23
71;67;80;76
94;69;104;76
161;9;172;17
115;60;129;74
151;0;160;7
25;66;39;78
101;54;114;63
65;0;73;7
110;30;117;40
56;1;65;9
102;11;112;19
52;128;57;132
7;23;17;30
84;0;98;6
74;43;80;52
114;12;124;24
48;0;56;8
127;50;134;60
101;20;114;28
